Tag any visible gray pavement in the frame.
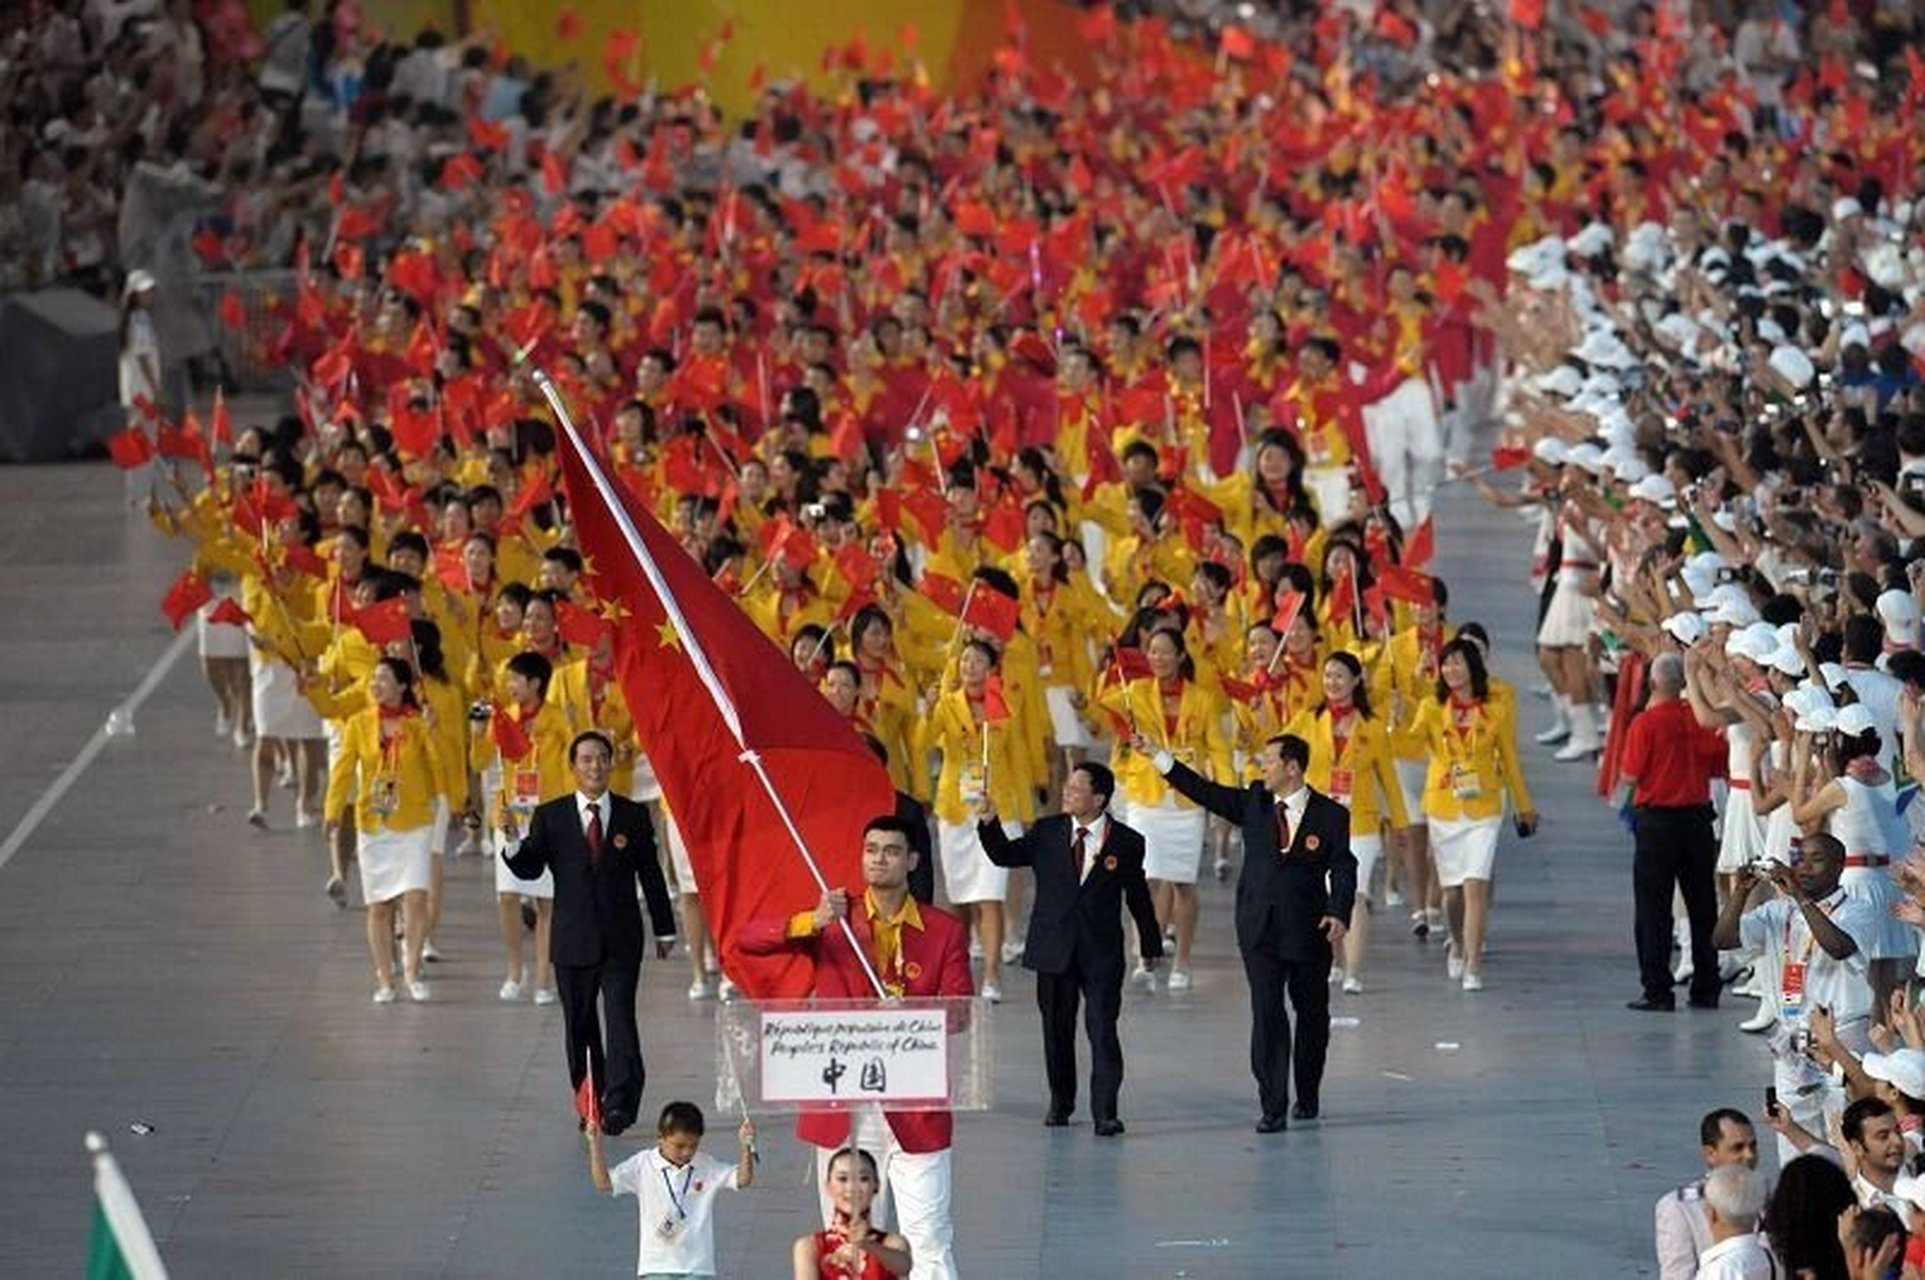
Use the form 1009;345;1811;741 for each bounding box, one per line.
0;461;1763;1278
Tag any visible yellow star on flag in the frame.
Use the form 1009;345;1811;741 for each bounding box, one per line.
657;620;682;651
597;598;631;625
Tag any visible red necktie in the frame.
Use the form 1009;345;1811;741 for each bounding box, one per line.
586;801;605;864
1275;801;1291;857
1072;826;1090;879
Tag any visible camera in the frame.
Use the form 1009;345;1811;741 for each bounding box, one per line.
467;701;494;722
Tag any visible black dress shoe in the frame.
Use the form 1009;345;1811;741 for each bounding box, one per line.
1043;1106;1071;1127
1255;1113;1288;1134
1093;1118;1125;1137
1291;1100;1319;1121
1687;996;1720;1010
1625;996;1676;1012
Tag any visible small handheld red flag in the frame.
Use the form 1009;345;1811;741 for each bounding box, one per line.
1403;517;1435;570
351;598;413;645
107;427;156;470
207;597;251;628
961;587;1020;642
982;673;1012;724
920;572;968;616
161;570;214;630
1270;589;1306;637
491;702;532;761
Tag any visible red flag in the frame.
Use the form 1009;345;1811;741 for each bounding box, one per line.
553;405;894;1000
920;572;968;616
555;599;612;647
1491;444;1530;471
1378;565;1436;606
106;427;155;470
219;289;247;330
211;388;233;446
157;415;210;470
207;597;251;628
962;587;1020;642
351;598;412;645
834;544;881;596
1509;0;1545;28
161;570;214;630
982;502;1026;554
1270;589;1306;637
1218;25;1255;61
1403;517;1435;570
1326;568;1357;625
491;702;533;761
1108;646;1152;683
574;1065;602;1129
982;673;1012;723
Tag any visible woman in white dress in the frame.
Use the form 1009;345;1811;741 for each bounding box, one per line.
322;658;450;1002
1534;489;1605;761
1792;704;1917;1009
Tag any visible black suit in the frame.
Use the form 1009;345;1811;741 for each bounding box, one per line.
505;792;677;1133
1161;761;1356;1118
981;812;1162;1123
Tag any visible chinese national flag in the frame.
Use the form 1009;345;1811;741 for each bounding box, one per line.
554;415;894;999
1378;564;1436;606
1270;589;1306;637
920;572;968;616
1509;0;1545;28
160;570;213;630
350;598;413;645
491;701;533;761
962;586;1020;642
1403;516;1435;570
106;427;155;470
211;388;233;446
555;599;612;647
207;597;251;628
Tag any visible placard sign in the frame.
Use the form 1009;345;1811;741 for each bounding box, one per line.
760;1008;949;1105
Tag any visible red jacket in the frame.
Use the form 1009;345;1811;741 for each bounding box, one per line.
739;896;974;1153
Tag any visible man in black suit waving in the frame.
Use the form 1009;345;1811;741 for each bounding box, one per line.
1136;731;1355;1133
977;762;1162;1137
503;731;677;1136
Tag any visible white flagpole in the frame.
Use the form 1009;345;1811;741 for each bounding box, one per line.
86;1132;169;1280
533;370;888;999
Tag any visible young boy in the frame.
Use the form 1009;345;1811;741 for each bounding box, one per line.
589;1100;755;1279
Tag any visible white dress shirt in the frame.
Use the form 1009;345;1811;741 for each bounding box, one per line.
1070;813;1109;883
1691;1232;1777;1280
1276;785;1309;847
576;791;609;839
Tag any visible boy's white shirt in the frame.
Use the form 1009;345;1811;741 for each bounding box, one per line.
610;1146;741;1276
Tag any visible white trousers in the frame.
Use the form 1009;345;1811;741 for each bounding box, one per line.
815;1109;957;1280
1362;376;1443;528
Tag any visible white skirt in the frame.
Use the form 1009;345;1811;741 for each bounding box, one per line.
630;752;664;803
1535;584;1596;648
1044;685;1094;749
359;822;434;903
484;773;555;898
1840;866;1919;962
1350;833;1386;903
1127;796;1207;884
939;818;1016;904
1716;786;1765;874
1304;464;1352;529
1430;815;1501;888
1394;758;1429;829
197;597;248;659
663;808;697;895
248;648;325;740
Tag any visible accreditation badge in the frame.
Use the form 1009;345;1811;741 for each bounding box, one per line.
370;773;399;819
510;766;541;816
959;762;987;803
1448;763;1483;801
1779;962;1807;1019
655;1215;683;1242
1328;767;1354;805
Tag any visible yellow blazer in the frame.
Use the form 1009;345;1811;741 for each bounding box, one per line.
1386;624;1454;759
323;707;448;833
552;658;639;793
1411;695;1533;822
469;701;575;808
1099;677;1233;809
1286;705;1410;834
926;687;1037;825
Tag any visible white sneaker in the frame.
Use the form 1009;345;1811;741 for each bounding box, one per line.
407;978;431;1002
421;941;441;963
1132;963;1156;989
1410;912;1430;938
1739;996;1776;1033
1385;888;1405;908
1000;939;1025;965
498;979;522;1001
373;985;396;1004
295;808;319;829
1461;973;1484;992
532;988;556;1006
718;978;739;1002
1446;945;1465;980
232;726;253;749
1166;970;1193;993
215;711;231;738
688;977;718;1001
969;939;984;961
1534;722;1571;745
248;808;268;831
1328;966;1344;985
1213;854;1232;881
981;981;1003;1004
1342;976;1364;994
1553;738;1596;761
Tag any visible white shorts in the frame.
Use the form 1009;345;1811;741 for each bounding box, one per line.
1535;584;1596;648
1044;685;1094;749
359;823;434;903
939;818;1015;904
1127;796;1206;884
1430;815;1501;888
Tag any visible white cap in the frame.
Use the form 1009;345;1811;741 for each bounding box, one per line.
1832;196;1864;222
1574;330;1639;370
1725;626;1777;662
1569;222;1615;257
1629;474;1676;508
1795;703;1837;734
1766;641;1806;676
1532;437;1570;466
1661;613;1708;646
1534;366;1584;398
1704;584;1759;627
123;269;156;297
1869;1049;1925;1102
1876;590;1918;648
1892;1171;1925;1214
1768;345;1815;388
1834;703;1878;738
1566;442;1606;474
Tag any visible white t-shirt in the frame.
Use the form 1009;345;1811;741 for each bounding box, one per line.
1737;889;1877;1031
609;1148;739;1276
